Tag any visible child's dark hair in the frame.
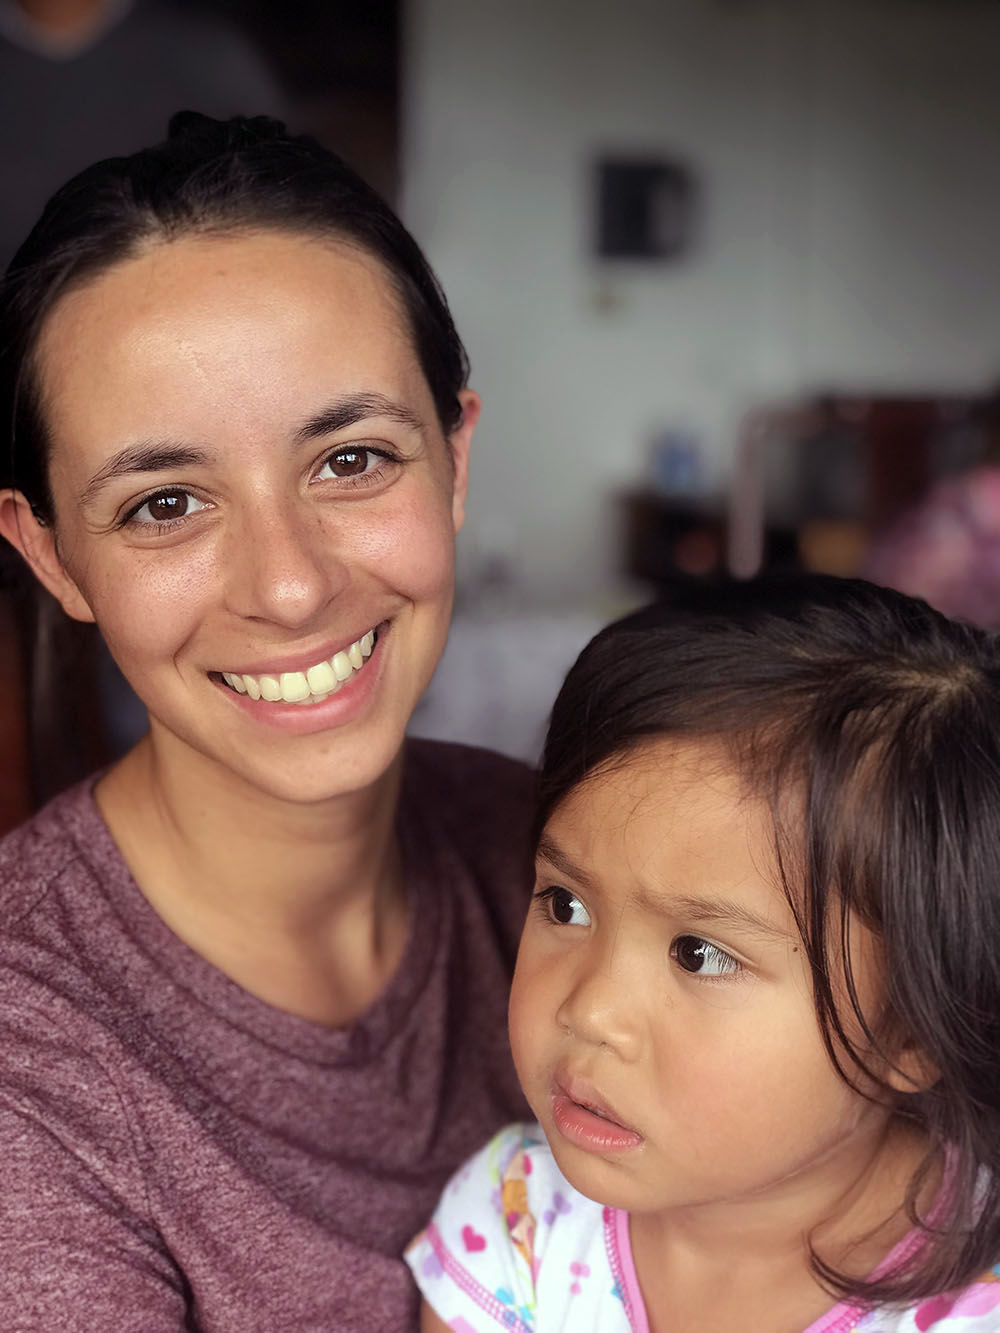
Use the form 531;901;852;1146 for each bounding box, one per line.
0;111;469;525
538;573;1000;1307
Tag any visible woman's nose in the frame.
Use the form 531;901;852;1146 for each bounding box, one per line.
554;947;642;1060
224;502;347;628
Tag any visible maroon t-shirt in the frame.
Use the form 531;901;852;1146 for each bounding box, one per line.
0;740;534;1331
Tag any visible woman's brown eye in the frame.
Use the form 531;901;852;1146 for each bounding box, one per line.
326;449;369;476
127;488;207;528
147;491;191;521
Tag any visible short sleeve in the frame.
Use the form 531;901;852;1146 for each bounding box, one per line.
815;1267;1000;1332
406;1122;552;1332
896;1269;1000;1330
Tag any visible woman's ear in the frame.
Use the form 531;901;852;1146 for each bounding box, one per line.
0;490;95;623
448;389;480;535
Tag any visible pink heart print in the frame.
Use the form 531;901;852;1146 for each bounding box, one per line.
916;1284;1000;1329
461;1224;487;1253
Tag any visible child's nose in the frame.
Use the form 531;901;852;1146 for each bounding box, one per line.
555;951;642;1060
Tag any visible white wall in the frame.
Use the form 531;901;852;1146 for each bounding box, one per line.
401;0;1000;603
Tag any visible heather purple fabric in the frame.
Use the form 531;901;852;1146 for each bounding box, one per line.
0;739;534;1331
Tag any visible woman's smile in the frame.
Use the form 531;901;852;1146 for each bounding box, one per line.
217;625;379;703
212;622;387;735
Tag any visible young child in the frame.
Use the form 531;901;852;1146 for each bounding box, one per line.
406;575;1000;1331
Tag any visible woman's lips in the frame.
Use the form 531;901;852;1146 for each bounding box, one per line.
214;626;386;734
550;1077;644;1154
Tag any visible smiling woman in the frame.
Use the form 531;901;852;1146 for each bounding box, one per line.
0;113;533;1331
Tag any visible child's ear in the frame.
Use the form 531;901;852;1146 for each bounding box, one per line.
0;490;96;623
884;1040;940;1096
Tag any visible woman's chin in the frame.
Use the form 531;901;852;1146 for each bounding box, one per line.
218;719;409;808
137;701;407;811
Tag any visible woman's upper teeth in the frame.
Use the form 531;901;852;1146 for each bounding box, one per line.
222;629;375;703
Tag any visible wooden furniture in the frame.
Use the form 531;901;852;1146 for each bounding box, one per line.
0;552;110;835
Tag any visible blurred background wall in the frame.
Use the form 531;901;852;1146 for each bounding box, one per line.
401;0;1000;604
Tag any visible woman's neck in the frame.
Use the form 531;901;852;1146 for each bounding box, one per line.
95;731;409;1028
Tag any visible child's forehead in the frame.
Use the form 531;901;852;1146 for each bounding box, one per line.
572;735;760;818
549;739;777;874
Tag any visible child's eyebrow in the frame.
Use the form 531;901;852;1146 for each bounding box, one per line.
536;835;795;944
535;834;598;891
631;888;796;944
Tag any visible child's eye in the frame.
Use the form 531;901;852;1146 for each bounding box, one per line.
671;935;742;978
533;885;591;927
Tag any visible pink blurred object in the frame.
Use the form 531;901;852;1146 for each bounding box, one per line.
866;466;1000;628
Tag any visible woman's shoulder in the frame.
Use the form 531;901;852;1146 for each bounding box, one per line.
400;739;536;935
403;737;534;810
0;777;130;1028
0;777;109;925
402;738;535;859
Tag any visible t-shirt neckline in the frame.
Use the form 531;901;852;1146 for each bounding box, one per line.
57;752;444;1068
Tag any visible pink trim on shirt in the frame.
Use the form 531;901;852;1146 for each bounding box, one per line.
425;1222;534;1333
804;1221;941;1332
603;1215;936;1333
604;1206;650;1333
805;1148;961;1332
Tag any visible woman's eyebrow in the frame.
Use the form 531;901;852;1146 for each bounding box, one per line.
82;442;211;505
79;393;428;507
293;391;426;444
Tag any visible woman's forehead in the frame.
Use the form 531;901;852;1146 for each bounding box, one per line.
39;229;406;352
34;231;427;461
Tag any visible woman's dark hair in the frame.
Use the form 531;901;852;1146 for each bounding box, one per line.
0;111;470;524
538;573;1000;1307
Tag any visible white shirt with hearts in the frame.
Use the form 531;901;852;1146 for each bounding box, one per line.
405;1122;1000;1332
405;1121;643;1332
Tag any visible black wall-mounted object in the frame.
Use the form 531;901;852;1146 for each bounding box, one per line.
595;157;696;260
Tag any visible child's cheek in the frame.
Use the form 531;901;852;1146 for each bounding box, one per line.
508;952;552;1093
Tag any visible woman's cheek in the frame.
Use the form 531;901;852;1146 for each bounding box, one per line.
349;488;458;599
83;543;219;661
